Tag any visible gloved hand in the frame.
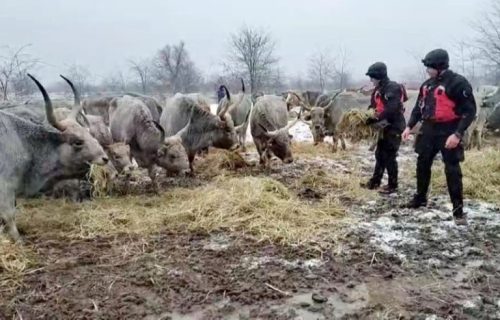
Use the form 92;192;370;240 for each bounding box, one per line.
372;119;390;130
365;117;379;125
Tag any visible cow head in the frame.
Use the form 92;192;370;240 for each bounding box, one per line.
156;135;190;175
106;142;134;174
259;110;301;163
300;92;341;144
28;74;109;170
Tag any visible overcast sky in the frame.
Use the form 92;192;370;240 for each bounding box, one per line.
0;0;486;85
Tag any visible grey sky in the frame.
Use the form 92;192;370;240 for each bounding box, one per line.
0;0;485;85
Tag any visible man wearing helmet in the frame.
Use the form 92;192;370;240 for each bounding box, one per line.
362;62;407;195
402;49;477;225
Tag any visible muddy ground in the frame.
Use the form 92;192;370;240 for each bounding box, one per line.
1;142;500;320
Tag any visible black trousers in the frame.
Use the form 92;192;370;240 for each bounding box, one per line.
371;131;401;188
414;125;465;211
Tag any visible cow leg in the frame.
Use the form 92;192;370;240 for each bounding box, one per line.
148;165;160;193
188;153;196;175
331;136;338;153
0;191;20;242
340;134;347;150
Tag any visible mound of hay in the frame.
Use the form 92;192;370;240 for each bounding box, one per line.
337;109;378;142
87;164;114;198
196;149;249;178
0;236;38;293
18;176;346;246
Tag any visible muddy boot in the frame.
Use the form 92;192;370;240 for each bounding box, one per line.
402;194;427;209
360;179;380;190
378;185;397;195
453;207;468;226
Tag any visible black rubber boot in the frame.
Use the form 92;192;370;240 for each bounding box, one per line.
360;180;380;190
402;194;428;209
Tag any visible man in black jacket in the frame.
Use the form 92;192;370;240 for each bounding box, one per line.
402;49;476;225
362;62;407;194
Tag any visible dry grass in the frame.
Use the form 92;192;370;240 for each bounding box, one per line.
337;109;378;142
0;235;38;293
430;147;500;204
196;149;250;178
17;176;346;246
297;168;376;203
291;142;351;159
88;164;115;198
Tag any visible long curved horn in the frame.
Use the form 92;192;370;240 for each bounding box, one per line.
59;75;85;122
240;78;245;93
234;105;252;132
288;91;311;111
27;74;65;131
176;104;195;137
217;85;232;118
153;121;165;142
319;91;342;109
59;74;80;106
284;108;302;131
485;87;499;98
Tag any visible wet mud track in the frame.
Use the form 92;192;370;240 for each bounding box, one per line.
1;145;500;319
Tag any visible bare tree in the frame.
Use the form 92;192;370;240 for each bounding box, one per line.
0;44;39;100
100;71;129;93
66;63;92;96
129;58;152;94
154;41;201;93
226;26;279;94
453;40;481;86
333;46;351;90
308;50;335;91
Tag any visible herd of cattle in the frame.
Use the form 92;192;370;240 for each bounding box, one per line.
1;75;500;242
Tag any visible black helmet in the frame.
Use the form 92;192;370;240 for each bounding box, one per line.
422;49;449;70
365;62;387;80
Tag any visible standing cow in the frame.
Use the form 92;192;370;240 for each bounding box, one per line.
0;74;108;241
251;95;301;166
109;95;190;188
216;79;252;151
160;89;242;172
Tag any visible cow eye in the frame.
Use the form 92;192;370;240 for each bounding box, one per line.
72;139;84;147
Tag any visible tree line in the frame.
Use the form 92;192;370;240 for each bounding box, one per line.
3;1;500;101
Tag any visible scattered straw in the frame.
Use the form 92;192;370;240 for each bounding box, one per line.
337;109;378;142
0;235;38;293
17;176;345;246
430;147;500;204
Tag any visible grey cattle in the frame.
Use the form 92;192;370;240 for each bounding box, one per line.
83;94;163;125
293;91;368;151
109;95;190;186
160;88;241;172
54;107;133;174
82;96;116;124
124;92;162;122
477;86;500;131
250;95;301;166
0;74;108;241
216;79;252;151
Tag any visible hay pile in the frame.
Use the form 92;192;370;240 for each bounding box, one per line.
17;176;346;246
196;149;249;178
87;164;115;198
431;148;500;204
0;236;37;293
337;109;378;142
